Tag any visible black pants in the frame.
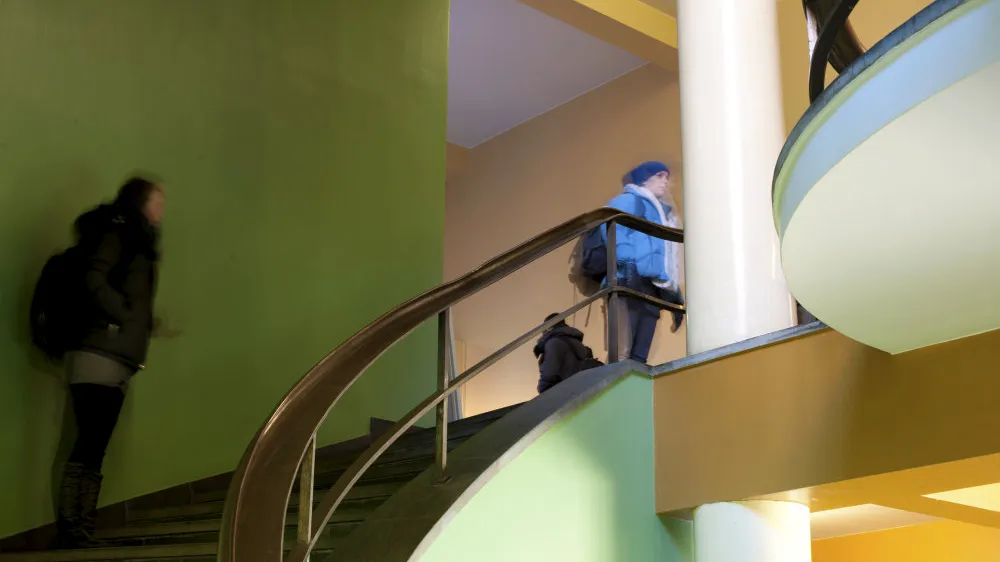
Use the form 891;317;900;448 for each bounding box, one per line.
67;384;125;471
621;278;685;364
625;296;660;364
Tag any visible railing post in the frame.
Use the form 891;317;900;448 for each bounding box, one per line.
435;309;451;481
606;220;621;363
446;307;463;422
297;435;316;562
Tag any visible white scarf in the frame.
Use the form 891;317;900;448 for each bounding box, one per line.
629;184;681;292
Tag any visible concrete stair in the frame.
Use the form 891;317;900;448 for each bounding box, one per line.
0;406;516;561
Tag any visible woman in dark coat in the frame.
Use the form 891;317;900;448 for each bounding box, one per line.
55;177;164;547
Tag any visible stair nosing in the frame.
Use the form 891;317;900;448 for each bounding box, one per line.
109;505;372;538
128;481;402;523
0;538;339;561
0;408;517;561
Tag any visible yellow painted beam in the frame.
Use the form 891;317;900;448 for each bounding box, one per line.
576;0;678;47
655;327;1000;514
519;0;678;70
636;0;676;15
750;454;1000;524
876;495;1000;529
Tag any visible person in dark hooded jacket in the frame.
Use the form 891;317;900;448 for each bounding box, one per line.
534;313;602;394
55;177;164;548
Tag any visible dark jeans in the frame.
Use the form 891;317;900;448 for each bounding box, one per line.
619;268;685;364
625;296;660;364
67;384;125;471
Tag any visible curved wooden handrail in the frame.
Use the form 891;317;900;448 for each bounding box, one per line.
217;207;683;562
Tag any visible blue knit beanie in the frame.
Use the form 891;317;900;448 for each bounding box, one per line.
626;161;670;186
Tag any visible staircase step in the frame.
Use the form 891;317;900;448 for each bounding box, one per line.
0;537;338;562
104;501;377;540
92;521;356;550
0;542;217;562
192;455;432;504
129;481;402;524
183;411;511;506
308;423;487;477
307;432;470;479
0;406;520;561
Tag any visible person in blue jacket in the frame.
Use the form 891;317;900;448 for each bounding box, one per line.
602;161;684;363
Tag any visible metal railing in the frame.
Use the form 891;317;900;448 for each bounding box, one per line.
803;0;867;102
217;207;684;562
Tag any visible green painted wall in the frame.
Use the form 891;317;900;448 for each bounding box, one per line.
418;375;693;562
0;0;447;537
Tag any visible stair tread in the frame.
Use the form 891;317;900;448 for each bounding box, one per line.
0;537;337;561
182;410;514;505
192;456;431;504
311;433;472;474
0;406;519;561
108;500;378;539
0;542;218;561
129;481;402;523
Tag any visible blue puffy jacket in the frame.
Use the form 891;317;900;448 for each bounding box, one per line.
600;187;677;284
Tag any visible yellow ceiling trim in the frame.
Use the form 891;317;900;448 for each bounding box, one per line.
926;483;1000;512
518;0;679;70
575;0;678;48
873;495;1000;529
745;454;1000;521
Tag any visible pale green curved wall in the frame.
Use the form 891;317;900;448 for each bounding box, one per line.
0;0;447;537
418;375;693;562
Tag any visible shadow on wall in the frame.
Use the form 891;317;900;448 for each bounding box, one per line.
549;379;683;560
660;516;694;562
1;159;112;536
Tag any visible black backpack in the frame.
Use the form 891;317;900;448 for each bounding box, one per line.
568;194;644;296
30;248;85;361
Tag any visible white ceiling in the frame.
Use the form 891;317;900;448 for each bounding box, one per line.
448;0;646;148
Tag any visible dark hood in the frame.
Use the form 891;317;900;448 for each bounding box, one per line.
533;325;588;358
74;203;159;259
74;204;118;243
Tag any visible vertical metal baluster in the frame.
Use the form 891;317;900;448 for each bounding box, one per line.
606;220;621;363
446;307;462;421
297;435;316;562
435;310;450;481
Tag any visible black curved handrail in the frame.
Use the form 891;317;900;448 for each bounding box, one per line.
778;0;968;191
804;0;866;101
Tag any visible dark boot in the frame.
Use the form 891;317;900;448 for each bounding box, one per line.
77;468;104;547
53;462;85;548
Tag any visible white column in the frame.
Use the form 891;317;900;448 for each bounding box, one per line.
694;501;811;562
676;0;796;354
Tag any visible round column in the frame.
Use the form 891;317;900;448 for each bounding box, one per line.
676;0;796;354
694;501;812;562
